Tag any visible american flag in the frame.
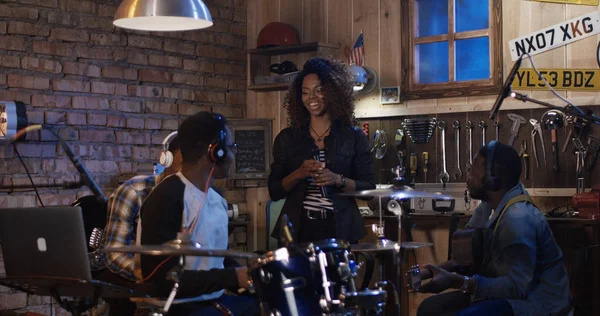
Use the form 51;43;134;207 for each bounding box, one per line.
347;32;365;66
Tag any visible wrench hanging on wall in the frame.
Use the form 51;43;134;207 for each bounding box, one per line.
438;121;450;189
479;121;487;147
452;121;462;180
466;121;474;170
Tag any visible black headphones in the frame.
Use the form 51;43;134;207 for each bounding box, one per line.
207;113;228;164
484;140;501;191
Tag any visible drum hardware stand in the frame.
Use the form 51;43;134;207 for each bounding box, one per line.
370;171;405;316
374;166;406;255
317;251;340;312
343;252;358;293
159;232;195;315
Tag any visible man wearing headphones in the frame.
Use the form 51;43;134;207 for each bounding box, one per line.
104;131;182;281
417;141;571;316
99;131;182;314
140;111;258;315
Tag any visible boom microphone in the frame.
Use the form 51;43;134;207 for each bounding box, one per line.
489;55;523;120
47;128;108;203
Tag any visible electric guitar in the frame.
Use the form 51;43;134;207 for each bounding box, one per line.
71;195;107;271
406;194;533;291
406;228;485;291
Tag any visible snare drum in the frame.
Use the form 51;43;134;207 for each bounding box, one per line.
251;239;359;316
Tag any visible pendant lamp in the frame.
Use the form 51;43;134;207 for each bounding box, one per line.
113;0;213;31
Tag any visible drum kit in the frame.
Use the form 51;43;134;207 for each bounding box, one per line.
104;185;452;316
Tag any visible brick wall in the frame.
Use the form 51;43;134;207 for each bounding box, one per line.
0;0;247;314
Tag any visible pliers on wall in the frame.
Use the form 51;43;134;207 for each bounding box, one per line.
530;118;546;168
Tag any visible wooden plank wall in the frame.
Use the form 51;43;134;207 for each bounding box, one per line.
246;0;600;251
247;0;600;118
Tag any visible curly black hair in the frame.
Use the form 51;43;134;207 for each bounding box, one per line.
283;57;357;128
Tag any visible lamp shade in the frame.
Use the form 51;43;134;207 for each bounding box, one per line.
113;0;213;31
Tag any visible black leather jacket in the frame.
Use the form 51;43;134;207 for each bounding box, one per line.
268;121;375;242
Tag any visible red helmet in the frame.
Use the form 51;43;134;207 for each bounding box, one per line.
257;22;300;48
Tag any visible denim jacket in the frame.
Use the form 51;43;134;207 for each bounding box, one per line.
268;121;375;242
467;183;571;316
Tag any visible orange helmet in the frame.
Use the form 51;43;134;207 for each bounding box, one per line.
257;22;300;48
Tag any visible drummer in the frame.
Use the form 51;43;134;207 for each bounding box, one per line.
139;111;258;315
268;57;375;244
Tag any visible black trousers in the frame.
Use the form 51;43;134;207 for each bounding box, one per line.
417;291;513;316
297;210;337;243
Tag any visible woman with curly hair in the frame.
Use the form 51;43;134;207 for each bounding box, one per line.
268;57;375;244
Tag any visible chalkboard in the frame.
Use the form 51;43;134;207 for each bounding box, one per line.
228;119;272;181
235;129;265;173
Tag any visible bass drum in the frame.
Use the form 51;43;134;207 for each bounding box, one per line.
251;239;359;316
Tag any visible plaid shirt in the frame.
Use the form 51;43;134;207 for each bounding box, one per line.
104;175;156;281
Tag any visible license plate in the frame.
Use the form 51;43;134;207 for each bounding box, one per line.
512;68;600;91
508;11;600;61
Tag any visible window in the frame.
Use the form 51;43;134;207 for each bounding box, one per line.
401;0;502;100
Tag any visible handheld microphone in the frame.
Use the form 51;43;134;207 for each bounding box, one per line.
313;148;328;198
489;55;523;120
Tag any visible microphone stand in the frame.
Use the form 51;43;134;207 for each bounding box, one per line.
510;91;600;125
2;125;107;203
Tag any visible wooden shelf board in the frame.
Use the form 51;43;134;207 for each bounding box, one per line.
247;42;339;56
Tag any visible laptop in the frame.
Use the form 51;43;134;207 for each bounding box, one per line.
0;206;92;281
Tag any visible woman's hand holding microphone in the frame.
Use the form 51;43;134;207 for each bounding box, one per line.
296;159;341;186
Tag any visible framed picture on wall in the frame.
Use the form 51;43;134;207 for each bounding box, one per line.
380;86;400;104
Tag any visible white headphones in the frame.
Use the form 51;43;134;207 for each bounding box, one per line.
159;131;178;168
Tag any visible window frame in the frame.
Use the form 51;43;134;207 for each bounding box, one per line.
400;0;503;100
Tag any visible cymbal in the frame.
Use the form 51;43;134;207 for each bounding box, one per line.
351;239;399;253
401;241;434;249
351;240;433;253
339;185;454;200
104;245;259;260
